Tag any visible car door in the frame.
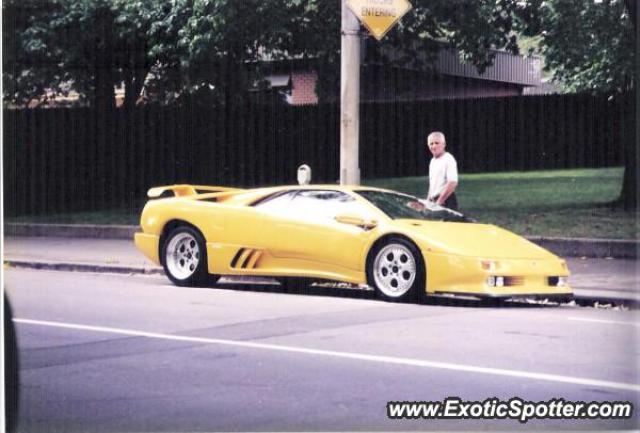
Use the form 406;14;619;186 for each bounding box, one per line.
254;190;378;271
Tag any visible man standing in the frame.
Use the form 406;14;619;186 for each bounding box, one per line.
427;131;459;210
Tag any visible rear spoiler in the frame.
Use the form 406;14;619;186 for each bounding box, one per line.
147;185;243;198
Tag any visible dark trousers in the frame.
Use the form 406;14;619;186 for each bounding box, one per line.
433;192;458;211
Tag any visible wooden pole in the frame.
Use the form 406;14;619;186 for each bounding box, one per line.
340;0;361;185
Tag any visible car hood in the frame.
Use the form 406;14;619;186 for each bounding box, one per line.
394;219;557;260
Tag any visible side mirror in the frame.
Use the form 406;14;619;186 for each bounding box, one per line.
335;214;378;229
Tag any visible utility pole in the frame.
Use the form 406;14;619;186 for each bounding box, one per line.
340;0;361;185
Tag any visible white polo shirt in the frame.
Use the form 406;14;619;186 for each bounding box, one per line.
428;152;458;199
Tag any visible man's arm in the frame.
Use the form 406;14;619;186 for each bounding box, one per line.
436;181;458;205
436;154;458;205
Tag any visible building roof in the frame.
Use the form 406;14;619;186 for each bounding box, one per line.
435;47;542;87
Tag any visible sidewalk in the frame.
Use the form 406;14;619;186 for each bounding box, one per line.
4;236;638;307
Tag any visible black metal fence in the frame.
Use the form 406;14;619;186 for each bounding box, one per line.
3;93;633;216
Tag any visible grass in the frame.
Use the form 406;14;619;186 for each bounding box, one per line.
364;167;638;239
5;167;638;239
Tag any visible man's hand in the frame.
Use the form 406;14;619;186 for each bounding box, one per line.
436;181;458;205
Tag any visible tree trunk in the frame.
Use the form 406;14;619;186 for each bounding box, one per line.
123;41;149;111
617;142;637;211
94;66;116;110
92;6;117;110
617;0;638;210
123;67;148;112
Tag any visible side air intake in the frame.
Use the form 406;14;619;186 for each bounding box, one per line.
230;248;263;269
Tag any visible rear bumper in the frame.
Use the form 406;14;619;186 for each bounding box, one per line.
134;233;160;265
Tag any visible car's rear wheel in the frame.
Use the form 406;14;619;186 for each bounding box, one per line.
367;237;425;303
162;226;213;287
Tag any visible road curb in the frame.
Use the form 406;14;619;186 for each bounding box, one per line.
5;259;163;275
5;223;639;259
4;259;637;308
527;236;638;260
5;223;137;240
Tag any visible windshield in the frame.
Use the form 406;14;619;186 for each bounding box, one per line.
356;190;473;223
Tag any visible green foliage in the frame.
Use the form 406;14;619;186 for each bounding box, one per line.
141;0;532;102
3;0;167;107
3;0;539;106
3;0;62;105
4;0;634;105
523;0;635;94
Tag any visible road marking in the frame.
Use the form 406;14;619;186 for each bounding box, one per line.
14;317;640;393
568;317;640;327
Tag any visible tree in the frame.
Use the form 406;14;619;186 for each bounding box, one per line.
522;0;636;210
4;0;534;107
167;0;531;101
3;0;64;107
532;0;634;94
619;0;637;211
3;0;167;109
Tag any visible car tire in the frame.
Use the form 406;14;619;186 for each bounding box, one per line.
367;237;425;303
161;226;215;287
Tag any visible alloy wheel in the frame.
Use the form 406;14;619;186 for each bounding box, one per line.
372;243;417;298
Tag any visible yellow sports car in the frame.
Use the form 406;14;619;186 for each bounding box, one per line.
134;184;572;303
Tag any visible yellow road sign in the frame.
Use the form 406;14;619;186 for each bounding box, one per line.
346;0;412;41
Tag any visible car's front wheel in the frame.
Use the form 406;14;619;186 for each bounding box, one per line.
367;237;425;303
161;226;212;287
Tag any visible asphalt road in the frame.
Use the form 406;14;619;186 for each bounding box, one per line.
5;268;640;432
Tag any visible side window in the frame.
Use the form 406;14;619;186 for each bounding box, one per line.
253;191;297;214
255;190;376;222
288;190;352;221
291;190;376;222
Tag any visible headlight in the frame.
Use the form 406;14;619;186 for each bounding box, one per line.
485;275;505;287
486;276;505;287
